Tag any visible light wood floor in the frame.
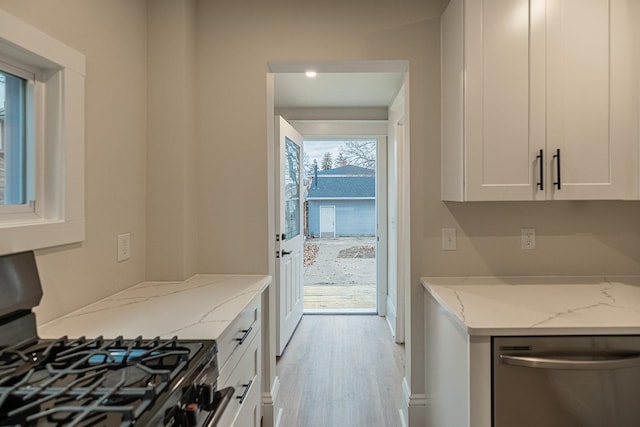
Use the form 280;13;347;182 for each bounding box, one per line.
276;315;405;427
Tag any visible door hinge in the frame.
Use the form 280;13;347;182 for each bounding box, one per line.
276;250;280;259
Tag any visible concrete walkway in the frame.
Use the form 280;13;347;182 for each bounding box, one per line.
303;237;377;311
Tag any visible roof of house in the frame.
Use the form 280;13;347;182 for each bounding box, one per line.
316;165;375;176
307;174;374;199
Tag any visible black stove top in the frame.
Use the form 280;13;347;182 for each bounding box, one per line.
0;335;216;426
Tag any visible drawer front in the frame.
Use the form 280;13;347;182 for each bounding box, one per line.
217;294;261;378
216;330;261;427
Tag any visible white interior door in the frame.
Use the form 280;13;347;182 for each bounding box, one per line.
275;116;304;356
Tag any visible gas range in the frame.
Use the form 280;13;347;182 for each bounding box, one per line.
0;251;233;427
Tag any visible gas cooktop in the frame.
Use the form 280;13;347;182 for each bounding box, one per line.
0;251;232;427
0;335;218;426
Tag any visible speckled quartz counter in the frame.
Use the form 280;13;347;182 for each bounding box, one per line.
38;274;271;340
421;276;640;336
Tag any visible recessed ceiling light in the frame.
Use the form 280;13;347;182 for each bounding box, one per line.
305;71;317;78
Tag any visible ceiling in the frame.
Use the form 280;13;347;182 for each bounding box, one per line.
274;71;406;109
269;0;449;109
271;60;408;109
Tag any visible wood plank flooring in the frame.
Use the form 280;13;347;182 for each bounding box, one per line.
276;315;405;427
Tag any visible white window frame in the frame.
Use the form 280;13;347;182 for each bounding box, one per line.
0;9;85;255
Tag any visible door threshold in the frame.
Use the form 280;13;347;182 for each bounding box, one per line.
304;308;377;315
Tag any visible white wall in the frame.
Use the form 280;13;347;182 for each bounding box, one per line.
0;0;148;324
146;0;198;280
194;0;448;275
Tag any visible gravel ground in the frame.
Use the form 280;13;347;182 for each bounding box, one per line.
337;245;375;259
303;237;376;310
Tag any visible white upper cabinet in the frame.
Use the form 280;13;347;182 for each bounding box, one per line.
442;0;639;201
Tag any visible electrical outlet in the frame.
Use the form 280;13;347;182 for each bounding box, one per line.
521;228;535;250
442;228;457;251
117;233;131;262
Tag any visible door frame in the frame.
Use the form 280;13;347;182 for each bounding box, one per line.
264;61;410;427
291;123;388;317
388;86;407;343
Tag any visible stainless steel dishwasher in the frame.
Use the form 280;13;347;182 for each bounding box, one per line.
493;336;640;427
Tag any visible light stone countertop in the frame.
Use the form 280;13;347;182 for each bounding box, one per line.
38;274;271;340
421;276;640;336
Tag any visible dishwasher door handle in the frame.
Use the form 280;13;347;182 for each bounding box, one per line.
499;353;640;370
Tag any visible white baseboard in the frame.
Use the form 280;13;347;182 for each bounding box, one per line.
402;377;427;427
386;298;397;337
261;376;281;427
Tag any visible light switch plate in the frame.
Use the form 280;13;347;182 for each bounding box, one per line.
442;228;456;251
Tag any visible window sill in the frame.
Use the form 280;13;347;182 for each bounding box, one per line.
0;218;85;255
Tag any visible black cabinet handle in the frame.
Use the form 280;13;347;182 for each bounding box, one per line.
236;379;253;404
235;326;253;345
536;149;544;191
281;250;292;256
553;148;561;189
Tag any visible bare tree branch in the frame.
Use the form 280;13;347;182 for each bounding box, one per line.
341;140;376;169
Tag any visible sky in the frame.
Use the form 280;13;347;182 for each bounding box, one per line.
303;140;344;170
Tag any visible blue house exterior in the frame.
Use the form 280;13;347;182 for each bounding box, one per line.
306;165;375;238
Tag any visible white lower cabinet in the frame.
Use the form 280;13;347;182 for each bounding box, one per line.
424;291;492;427
217;294;262;427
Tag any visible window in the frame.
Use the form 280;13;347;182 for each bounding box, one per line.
0;9;86;255
0;68;34;210
284;137;300;240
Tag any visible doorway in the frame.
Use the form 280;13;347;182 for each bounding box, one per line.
267;60;410;354
302;137;380;314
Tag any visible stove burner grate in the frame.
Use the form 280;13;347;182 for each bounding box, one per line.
0;335;203;426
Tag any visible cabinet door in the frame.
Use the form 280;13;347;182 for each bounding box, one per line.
216;331;261;427
464;0;544;201
546;0;637;200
